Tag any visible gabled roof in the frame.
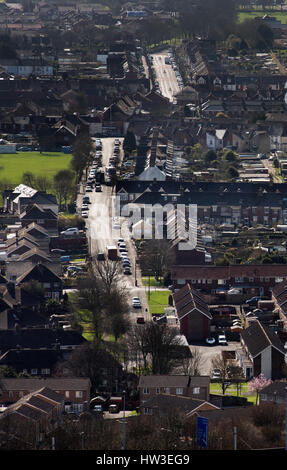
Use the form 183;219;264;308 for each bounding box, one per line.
20;204;57;220
140;394;219;415
138;375;210;388
173;283;212;321
241;320;286;358
16;263;61;284
0;327;86;353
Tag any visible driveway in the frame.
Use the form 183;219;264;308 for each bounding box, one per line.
190;341;242;376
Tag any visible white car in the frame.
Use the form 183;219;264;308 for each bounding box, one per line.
212;368;221;379
61;227;79;236
81;211;89;218
218;334;227;345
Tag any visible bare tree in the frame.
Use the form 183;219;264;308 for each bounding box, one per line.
140;239;175;281
180;348;204;376
127;322;184;375
211;353;244;395
93;258;122;295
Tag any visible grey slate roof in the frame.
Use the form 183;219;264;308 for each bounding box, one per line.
138;375;210;388
241;320;286;358
140;394;218;413
0;377;91;391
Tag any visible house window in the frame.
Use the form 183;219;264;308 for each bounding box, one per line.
235;277;244;283
76;391;83;398
143;388;149;395
191;279;197;284
9;391;13;398
261;394;267;401
31;369;38;375
65;391;70;398
249;277;254;283
43;283;50;288
144;407;150;415
41;369;50;375
156;388;161;394
193;387;200;395
165;388;170;394
176;388;183;395
73;404;83;413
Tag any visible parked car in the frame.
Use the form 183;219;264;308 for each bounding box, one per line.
246;296;261;306
206;337;216;346
95;185;102;192
218;334;227;345
133;297;141;308
124;268;132;275
108;404;119;414
61;227;79;236
136;316;145;324
212;368;221;379
97;253;105;261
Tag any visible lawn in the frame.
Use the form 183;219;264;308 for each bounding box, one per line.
0;151;73;186
238;10;287;24
146;290;170;315
142;276;165;287
210;382;257;404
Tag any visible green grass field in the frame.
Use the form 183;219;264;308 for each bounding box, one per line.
210;382;257;404
238;10;287;24
0;151;72;185
142;276;165;287
146;290;170;315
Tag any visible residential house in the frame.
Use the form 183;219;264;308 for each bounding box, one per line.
19;204;58;234
205;128;231;151
0;327;86;359
138;375;210;405
14;263;62;300
236;320;286;380
0;387;65;442
172;283;212;342
272;280;287;330
171;264;287;298
259;380;287;404
4;184;58;216
0;377;91;413
140;394;220;417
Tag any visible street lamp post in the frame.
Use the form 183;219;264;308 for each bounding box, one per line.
122;390;126;451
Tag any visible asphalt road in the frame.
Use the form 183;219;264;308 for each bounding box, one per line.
151;51;181;102
82;138;151;323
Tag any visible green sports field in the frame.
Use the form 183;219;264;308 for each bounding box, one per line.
0;151;73;185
